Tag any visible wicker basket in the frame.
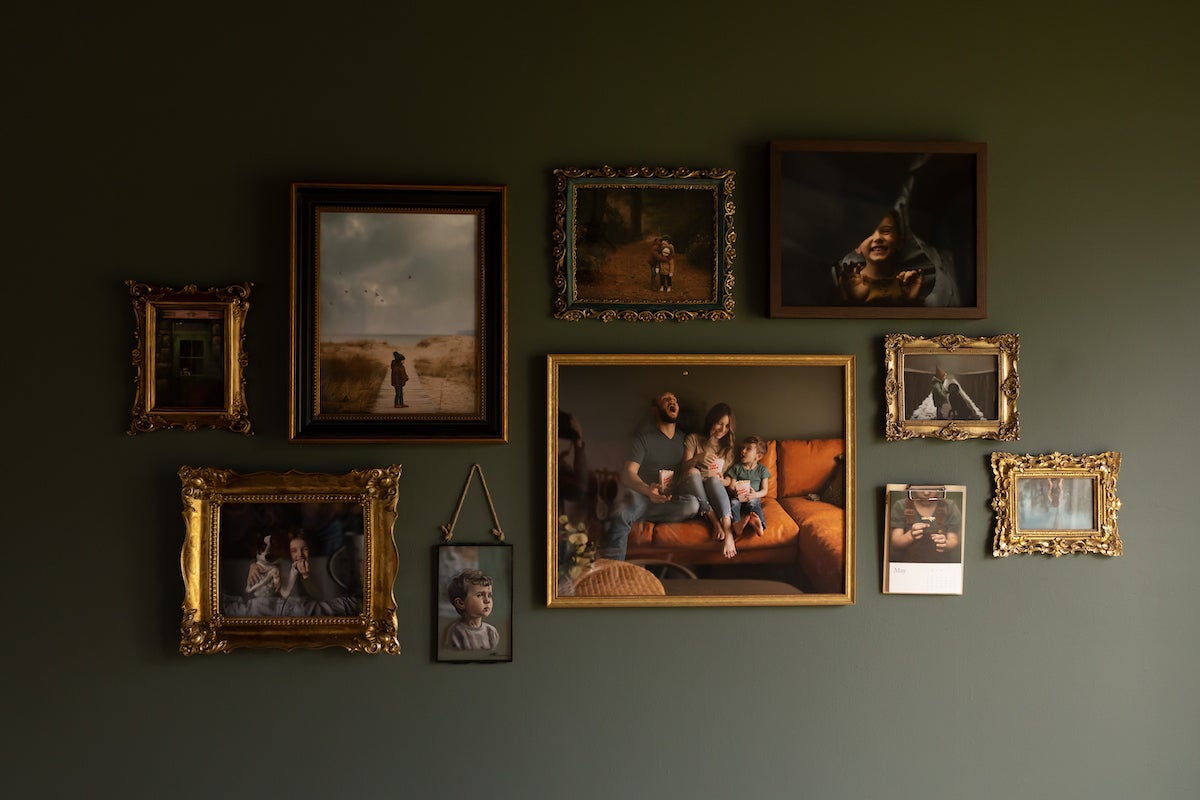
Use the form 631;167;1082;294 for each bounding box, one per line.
572;559;665;596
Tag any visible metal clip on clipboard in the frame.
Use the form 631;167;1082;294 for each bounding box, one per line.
904;484;947;500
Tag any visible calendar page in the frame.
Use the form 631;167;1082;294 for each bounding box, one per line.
883;483;966;595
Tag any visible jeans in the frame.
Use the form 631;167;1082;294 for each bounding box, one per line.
730;497;765;528
679;471;732;520
600;489;700;560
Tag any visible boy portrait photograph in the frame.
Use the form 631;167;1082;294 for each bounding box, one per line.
435;544;513;663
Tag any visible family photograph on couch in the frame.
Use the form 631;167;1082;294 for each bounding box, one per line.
551;355;854;606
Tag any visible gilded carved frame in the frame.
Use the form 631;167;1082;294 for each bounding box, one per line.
552;166;736;321
884;333;1018;441
179;465;402;654
126;280;252;435
990;451;1122;557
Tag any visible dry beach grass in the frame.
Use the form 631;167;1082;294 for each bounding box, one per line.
319;335;478;414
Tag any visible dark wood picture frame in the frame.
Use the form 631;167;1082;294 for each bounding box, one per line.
289;182;507;443
769;140;986;319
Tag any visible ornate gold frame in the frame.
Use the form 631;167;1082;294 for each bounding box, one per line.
546;353;855;607
126;280;252;435
552;166;736;322
884;333;1018;440
991;451;1122;557
179;465;402;654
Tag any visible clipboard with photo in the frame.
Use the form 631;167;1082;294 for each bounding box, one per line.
883;483;966;595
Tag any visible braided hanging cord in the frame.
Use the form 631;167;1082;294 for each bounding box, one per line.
439;463;506;543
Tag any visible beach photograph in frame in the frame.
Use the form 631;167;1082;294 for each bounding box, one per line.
769;140;986;318
178;465;402;654
548;354;855;607
883;484;966;595
434;543;513;664
991;451;1123;557
126;280;252;435
290;183;506;442
552;166;736;321
884;333;1019;441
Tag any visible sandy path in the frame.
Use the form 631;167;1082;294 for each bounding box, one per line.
373;362;435;413
330;338;475;415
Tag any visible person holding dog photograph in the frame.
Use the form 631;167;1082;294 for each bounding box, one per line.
889;487;961;563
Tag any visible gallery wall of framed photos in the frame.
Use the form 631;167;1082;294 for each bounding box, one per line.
10;3;1193;800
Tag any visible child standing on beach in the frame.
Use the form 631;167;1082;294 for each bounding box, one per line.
390;352;409;408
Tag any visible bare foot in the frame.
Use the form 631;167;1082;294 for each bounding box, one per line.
732;516;751;538
722;535;737;558
749;514;765;536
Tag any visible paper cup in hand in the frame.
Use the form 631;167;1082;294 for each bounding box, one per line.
658;469;674;494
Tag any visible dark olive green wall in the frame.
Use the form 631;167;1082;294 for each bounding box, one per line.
9;2;1198;798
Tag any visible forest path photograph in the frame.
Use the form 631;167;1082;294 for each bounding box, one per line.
574;237;716;303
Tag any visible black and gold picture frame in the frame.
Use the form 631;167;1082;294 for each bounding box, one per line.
290;182;507;443
552;166;736;322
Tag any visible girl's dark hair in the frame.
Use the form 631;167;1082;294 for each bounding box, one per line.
703;403;736;452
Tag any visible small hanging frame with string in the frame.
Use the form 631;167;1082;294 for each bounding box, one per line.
434;464;513;664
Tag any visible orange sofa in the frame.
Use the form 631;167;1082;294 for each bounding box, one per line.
620;438;847;594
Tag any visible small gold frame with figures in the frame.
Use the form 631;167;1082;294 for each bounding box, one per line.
884;333;1018;441
126;280;253;435
179;465;402;654
551;166;736;322
991;451;1122;557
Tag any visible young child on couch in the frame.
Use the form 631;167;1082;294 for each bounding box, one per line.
726;435;771;537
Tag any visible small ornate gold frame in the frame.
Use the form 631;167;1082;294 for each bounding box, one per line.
884;333;1018;441
126;280;252;435
179;465;402;654
552;166;736;322
991;451;1122;557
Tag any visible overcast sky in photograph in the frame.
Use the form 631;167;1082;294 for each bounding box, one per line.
319;210;478;337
